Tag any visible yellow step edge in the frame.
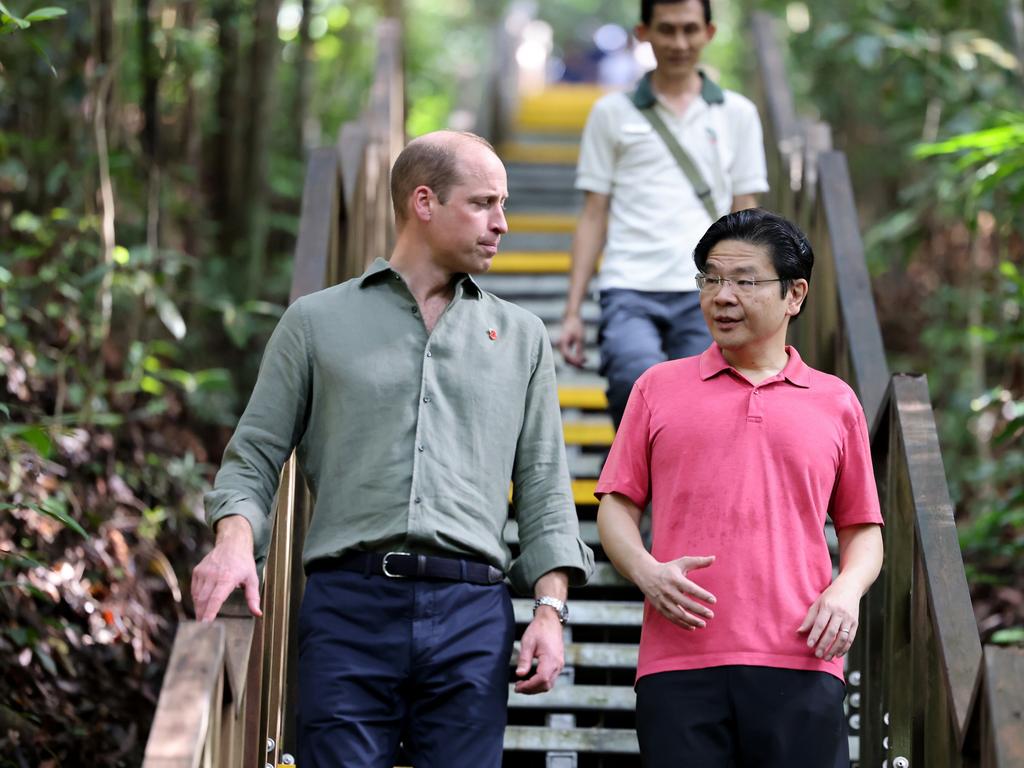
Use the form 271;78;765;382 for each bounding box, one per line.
490;252;569;273
515;116;591;134
509;479;600;505
505;213;577;233
563;421;615;446
500;142;580;165
572;479;599;505
558;386;608;410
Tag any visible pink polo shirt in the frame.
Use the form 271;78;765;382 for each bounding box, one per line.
596;344;883;683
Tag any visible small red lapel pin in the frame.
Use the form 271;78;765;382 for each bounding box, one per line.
487;328;497;341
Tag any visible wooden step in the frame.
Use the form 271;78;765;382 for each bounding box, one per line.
505;212;578;233
512;599;642;626
572;478;598;505
564;421;615;447
490;251;570;273
559;385;607;410
504;725;639;754
508;683;635;710
512;641;638;668
500;142;580;165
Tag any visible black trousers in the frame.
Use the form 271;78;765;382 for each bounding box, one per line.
635;666;849;768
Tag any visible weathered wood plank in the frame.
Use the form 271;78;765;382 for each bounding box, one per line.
982;646;1024;768
290;147;338;303
508;684;635;710
894;375;983;747
512;599;643;627
512;641;638;669
504;725;639;753
818;151;890;428
142;622;225;767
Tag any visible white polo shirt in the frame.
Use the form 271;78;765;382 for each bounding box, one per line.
576;72;769;293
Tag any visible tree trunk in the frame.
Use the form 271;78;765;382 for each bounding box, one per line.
241;0;283;299
295;0;313;154
1008;0;1024;87
209;0;243;266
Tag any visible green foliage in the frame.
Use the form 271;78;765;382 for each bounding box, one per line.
745;1;1024;633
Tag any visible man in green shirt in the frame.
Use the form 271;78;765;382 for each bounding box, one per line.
190;130;594;767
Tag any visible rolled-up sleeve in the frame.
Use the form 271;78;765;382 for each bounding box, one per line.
204;299;312;555
508;322;595;595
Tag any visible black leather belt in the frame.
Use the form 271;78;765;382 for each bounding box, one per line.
306;550;505;586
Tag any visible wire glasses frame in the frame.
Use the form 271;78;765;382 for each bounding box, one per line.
695;274;785;294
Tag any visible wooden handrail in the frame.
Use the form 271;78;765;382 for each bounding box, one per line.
750;11;1024;766
144;19;404;767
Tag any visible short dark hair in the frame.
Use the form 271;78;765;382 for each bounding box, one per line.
641;0;712;26
692;208;814;315
390;132;495;224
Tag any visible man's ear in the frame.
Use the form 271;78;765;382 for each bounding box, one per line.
634;22;649;43
787;279;809;316
411;185;433;222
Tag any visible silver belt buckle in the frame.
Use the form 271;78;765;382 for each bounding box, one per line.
381;551;412;578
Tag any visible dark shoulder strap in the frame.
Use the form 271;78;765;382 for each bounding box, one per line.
636;105;719;220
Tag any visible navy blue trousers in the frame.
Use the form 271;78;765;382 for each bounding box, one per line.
598;288;711;428
635;666;849;768
296;569;514;768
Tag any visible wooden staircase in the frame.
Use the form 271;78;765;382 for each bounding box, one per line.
476;84;647;766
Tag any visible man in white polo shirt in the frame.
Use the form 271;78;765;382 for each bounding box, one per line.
559;0;769;427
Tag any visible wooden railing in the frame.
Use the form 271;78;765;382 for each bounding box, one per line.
750;12;1024;767
142;19;404;767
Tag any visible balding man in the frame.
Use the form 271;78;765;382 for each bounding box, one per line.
190;131;594;767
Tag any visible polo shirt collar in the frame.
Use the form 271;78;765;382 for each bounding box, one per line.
699;343;812;388
358;257;483;298
630;70;725;110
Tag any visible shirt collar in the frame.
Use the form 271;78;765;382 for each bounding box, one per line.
631;70;725;110
358;257;483;298
699;343;811;388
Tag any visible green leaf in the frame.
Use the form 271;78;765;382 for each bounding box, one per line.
0;549;46;569
154;290;187;340
990;627;1024;645
0;403;9;419
13;425;53;457
37;498;87;537
24;7;66;22
0;0;29;28
0;501;87;538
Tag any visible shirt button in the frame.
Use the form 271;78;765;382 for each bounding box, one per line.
411;306;419;315
425;350;432;357
414;496;422;504
423;395;431;403
417;444;425;452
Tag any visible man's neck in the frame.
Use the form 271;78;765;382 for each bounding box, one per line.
721;344;790;385
650;67;702;101
389;243;455;305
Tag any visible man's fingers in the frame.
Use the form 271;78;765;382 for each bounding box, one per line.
243;571;263;617
192;572;217;622
797;603;818;634
678;578;716;607
200;582;234;622
516;637;536;676
681;555;715;571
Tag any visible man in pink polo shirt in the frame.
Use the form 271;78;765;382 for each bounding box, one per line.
596;209;884;767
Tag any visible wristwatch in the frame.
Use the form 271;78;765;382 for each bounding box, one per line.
533;596;569;625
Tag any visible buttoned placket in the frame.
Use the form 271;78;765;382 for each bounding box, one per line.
407;281;465;534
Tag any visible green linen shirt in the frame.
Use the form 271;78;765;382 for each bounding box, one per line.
205;258;594;595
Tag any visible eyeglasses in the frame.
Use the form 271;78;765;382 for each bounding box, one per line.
695;274;784;294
